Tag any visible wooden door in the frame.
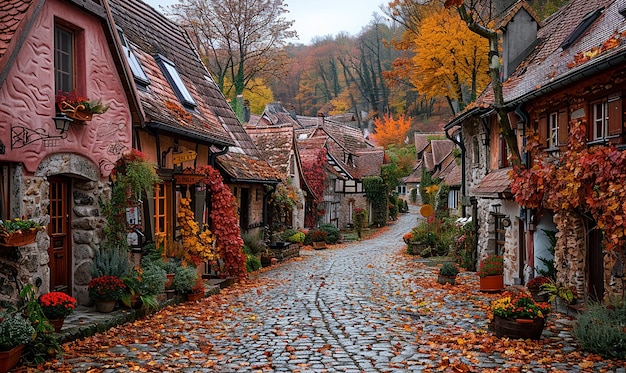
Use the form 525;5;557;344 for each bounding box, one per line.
48;176;71;293
588;226;604;301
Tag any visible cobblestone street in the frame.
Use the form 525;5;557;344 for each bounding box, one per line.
23;211;625;372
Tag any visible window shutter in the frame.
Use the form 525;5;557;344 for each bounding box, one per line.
608;96;623;136
557;110;568;145
538;115;547;147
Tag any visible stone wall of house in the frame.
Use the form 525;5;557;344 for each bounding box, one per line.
475;198;521;286
0;155;106;306
554;211;625;302
553;212;586;300
337;194;369;230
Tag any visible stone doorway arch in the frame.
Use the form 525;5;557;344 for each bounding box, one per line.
36;153;106;304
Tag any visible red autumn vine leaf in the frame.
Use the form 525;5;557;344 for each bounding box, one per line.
511;120;626;251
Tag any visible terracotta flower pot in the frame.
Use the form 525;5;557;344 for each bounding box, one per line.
94;299;117;313
479;275;504;292
48;318;65;333
0;345;25;373
437;275;456;285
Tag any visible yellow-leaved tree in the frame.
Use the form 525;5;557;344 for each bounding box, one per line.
410;7;489;114
371;113;412;148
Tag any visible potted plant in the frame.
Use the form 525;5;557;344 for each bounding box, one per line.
187;278;205;302
490;292;551;340
539;280;576;314
525;276;551;302
478;255;504;292
0;311;35;372
309;230;327;250
38;292;76;332
173;265;198;297
0;218;45;247
122;266;163;312
163;258;181;290
88;275;126;313
55;90;109;121
437;263;460;285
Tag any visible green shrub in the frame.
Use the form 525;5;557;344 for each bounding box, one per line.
139;263;166;295
90;247;131;278
281;229;298;241
246;255;262;272
284;231;305;243
574;301;626;359
388;193;399;221
319;224;340;244
0;312;35;350
242;231;265;255
173;265;198;294
439;263;459;277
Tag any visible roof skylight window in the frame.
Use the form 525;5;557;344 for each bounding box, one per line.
117;28;149;86
560;8;604;50
155;54;197;109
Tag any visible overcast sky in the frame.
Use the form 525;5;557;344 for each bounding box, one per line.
143;0;387;45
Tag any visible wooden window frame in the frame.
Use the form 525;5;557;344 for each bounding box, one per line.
54;25;75;93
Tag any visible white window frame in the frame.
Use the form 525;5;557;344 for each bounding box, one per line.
155;54;197;108
118;29;150;86
592;99;608;141
548;112;559;148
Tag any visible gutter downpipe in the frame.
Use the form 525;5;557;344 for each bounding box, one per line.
514;103;535;278
209;146;229;167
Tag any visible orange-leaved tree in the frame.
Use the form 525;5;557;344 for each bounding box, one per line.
371;113;412;148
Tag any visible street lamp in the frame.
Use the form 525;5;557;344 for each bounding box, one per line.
52;112;73;134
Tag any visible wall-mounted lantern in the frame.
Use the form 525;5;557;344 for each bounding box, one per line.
52;112;73;134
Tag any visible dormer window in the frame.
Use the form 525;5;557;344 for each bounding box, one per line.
155;54;196;109
117;28;149;86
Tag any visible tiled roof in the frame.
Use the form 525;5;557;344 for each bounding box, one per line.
215;152;281;183
109;0;235;147
342;149;384;179
472;168;512;196
431;139;455;167
0;0;32;61
441;160;461;187
110;0;278;183
246;125;293;176
404;162;422;184
505;0;625;104
253;102;302;128
414;133;434;154
423;151;434;172
447;0;626;127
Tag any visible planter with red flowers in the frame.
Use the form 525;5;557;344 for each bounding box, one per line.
55;90;109;122
478;255;504;292
38;292;76;332
88;275;126;313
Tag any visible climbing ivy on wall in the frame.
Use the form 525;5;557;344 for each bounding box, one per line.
511;120;626;252
363;176;388;227
196;165;247;279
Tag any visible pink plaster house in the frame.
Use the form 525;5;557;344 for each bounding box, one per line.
0;0;135;304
